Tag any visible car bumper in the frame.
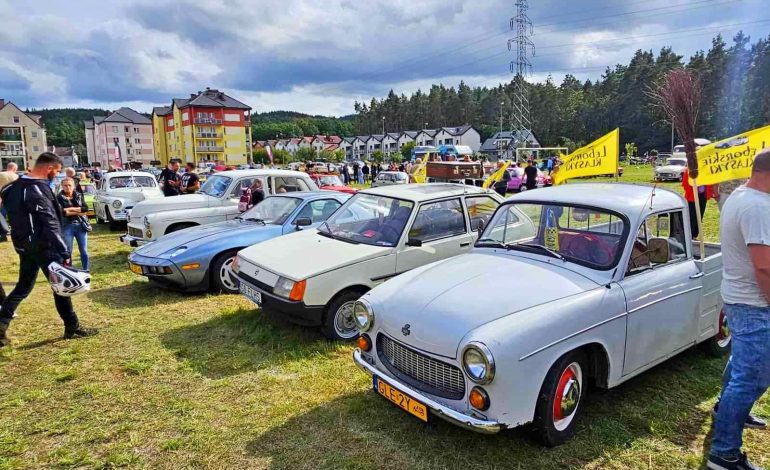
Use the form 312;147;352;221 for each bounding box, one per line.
353;349;504;434
127;253;200;290
236;272;325;326
120;233;149;247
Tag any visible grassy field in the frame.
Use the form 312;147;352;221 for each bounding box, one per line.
1;166;766;469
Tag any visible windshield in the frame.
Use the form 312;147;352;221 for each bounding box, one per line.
239;197;301;224
108;176;156;189
319;193;414;247
317;175;344;187
199;175;232;198
478;203;627;270
664;158;687;167
378;172;406;182
673;145;685;153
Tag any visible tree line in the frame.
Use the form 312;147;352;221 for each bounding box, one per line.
354;32;770;153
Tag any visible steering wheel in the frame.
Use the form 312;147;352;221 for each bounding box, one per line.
380;224;402;243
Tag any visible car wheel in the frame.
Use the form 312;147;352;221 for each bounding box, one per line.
166;223;196;234
105;208;121;231
533;350;587;447
519;184;527;192
321;290;366;341
700;308;732;357
679;174;684;182
210;250;240;294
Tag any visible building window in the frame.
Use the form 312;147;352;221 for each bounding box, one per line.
112;126;118;132
31;131;37;138
182;112;189;120
13;116;20;123
224;113;240;122
33;145;39;152
135;138;141;144
133;127;139;133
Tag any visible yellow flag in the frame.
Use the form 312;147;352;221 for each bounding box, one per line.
552;129;619;185
482;160;512;189
412;154;428;183
688;124;770;186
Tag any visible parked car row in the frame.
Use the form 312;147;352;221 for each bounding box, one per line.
119;172;729;447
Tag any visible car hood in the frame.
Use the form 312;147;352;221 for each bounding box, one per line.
130;193;215;218
656;165;685;173
320;186;357;194
135;220;283;258
109;188;164;203
365;252;598;358
238;229;391;280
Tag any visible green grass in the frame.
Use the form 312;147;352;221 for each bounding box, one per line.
1;170;766;469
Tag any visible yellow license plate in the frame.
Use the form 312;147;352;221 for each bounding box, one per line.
129;263;143;275
375;377;428;422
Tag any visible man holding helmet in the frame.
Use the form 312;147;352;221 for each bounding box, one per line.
0;152;97;348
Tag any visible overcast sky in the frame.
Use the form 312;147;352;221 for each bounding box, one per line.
1;0;767;116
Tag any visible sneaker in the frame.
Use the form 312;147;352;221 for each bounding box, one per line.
713;402;768;429
0;321;9;347
63;324;99;340
707;452;764;470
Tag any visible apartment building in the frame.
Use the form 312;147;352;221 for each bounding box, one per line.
0;99;47;170
339;125;482;160
152;88;252;166
84;107;154;168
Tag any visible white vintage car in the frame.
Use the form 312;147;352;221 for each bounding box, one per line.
234;184;507;340
93;171;164;229
352;183;727;446
121;169;318;246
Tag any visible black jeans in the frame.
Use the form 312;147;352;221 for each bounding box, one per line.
0;247;78;327
688;198;708;239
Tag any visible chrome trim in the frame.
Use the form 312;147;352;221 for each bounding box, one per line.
519;312;627;361
627;286;702;314
689;272;705;279
120;234;148;247
461;342;495;385
353;299;374;332
353;349;504;434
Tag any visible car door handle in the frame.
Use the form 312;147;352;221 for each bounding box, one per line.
460;242;471;247
689;272;704;279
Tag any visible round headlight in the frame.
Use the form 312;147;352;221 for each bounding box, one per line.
112;200;122;209
143;216;151;229
462;342;495;385
353;300;374;332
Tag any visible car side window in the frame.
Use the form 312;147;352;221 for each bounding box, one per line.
465;196;500;231
272;176;310;193
295;199;342;223
230;178;255;199
408;198;466;242
627;211;688;274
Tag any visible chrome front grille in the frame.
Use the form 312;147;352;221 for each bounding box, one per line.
128;226;143;238
377;334;465;399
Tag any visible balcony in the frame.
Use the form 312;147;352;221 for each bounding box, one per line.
0;150;24;157
196;146;224;152
195;132;222;139
0;133;22;142
193;118;223;125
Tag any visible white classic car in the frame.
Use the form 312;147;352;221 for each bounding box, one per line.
121;169;318;246
352;183;727;446
93;171;164;229
234;184;507;340
653;156;687;182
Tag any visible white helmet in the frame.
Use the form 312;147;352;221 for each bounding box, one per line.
48;262;91;297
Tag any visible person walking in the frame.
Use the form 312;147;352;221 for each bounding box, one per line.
707;148;770;470
493;161;511;197
64;167;84;194
682;167;716;239
352;162;360;185
524;159;538;190
57;177;90;271
0;162;19;243
362;162;370;183
370;162;378;182
547;157;555;175
181;162;201;194
159;160;182;197
0;153;97;347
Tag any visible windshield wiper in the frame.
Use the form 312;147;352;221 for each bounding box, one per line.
243;217;266;225
509;242;565;261
476;237;507;249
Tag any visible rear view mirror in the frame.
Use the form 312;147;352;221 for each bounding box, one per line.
295;217;312;228
647;237;670;264
406;238;423;247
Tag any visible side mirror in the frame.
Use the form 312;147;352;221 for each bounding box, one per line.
647;237;670;264
295;217;312;229
475;219;485;233
406;238;423;247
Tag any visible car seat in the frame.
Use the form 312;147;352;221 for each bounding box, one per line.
320;201;339;221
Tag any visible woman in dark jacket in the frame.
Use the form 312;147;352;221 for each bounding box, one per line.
57;177;90;270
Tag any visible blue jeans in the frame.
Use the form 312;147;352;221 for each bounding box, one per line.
62;223;90;271
711;303;770;459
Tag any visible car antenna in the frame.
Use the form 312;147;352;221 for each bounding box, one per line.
649;183;658;210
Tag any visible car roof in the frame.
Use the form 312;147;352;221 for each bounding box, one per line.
361;183;491;202
211;169;311;178
268;191;350;202
506;183;685;218
104;171;156;178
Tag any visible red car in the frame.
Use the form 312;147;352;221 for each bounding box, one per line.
309;173;358;195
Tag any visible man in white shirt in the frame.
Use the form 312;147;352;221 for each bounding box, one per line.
708;148;770;470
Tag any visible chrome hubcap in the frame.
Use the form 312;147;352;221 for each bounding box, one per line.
334;301;358;339
553;362;582;431
219;257;238;291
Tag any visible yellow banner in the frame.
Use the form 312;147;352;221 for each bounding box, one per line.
552;129;619;185
688;124;770;186
482;160;513;189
